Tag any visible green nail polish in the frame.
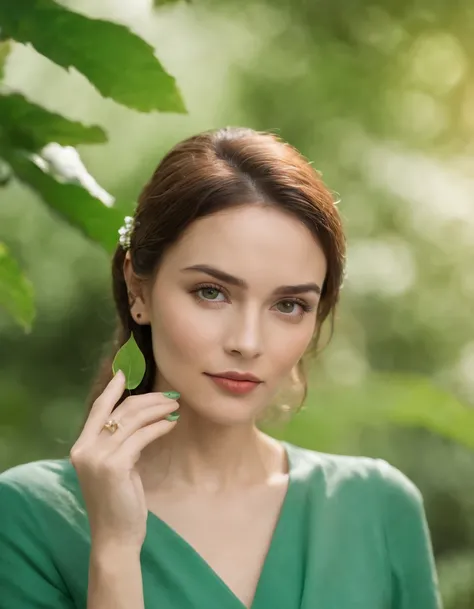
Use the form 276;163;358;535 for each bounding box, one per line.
163;391;180;399
165;413;180;422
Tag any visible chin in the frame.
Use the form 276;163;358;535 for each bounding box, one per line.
187;395;261;426
214;410;259;426
176;373;265;424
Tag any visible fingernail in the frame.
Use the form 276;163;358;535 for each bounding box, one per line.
163;391;180;399
115;369;124;382
165;413;180;422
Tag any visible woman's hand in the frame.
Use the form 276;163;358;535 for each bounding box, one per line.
70;371;180;552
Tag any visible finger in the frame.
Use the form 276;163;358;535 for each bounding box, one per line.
83;377;177;440
113;418;179;466
82;371;127;437
99;400;180;448
109;392;178;423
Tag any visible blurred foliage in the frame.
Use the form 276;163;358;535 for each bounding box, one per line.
0;41;10;79
154;0;191;6
0;0;473;606
0;242;35;330
0;0;185;331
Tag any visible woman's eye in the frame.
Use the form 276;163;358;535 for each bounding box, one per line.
276;301;300;315
197;287;224;301
275;300;314;317
192;285;312;317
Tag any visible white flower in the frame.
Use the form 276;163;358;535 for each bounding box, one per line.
118;216;135;250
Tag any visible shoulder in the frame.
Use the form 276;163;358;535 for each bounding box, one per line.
0;457;85;527
0;460;84;605
284;441;422;507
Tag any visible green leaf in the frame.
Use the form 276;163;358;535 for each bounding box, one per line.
0;40;10;79
5;151;125;254
0;92;106;152
0;242;35;332
112;333;146;390
0;0;186;113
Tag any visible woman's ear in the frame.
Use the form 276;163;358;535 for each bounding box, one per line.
123;252;151;325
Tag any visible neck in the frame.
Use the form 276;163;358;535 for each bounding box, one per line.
137;404;286;494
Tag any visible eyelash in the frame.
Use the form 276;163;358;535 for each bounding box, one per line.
190;282;315;318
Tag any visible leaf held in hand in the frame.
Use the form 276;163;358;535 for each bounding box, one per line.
112;333;146;390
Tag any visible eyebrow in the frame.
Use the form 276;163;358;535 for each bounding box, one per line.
181;264;321;296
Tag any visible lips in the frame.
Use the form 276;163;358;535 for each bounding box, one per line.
205;371;262;383
205;374;261;395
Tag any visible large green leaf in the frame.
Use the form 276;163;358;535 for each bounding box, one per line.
6;151;126;254
0;40;10;79
0;92;106;152
265;372;474;452
0;241;35;332
0;0;186;113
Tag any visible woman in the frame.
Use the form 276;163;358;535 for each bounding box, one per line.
0;127;442;609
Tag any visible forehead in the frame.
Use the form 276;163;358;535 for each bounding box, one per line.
160;205;327;284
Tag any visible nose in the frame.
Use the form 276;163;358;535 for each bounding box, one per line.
223;306;263;359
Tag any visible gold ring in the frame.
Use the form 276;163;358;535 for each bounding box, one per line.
102;419;120;434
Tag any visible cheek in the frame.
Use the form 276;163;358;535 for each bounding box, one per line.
152;299;217;365
272;335;311;374
269;326;314;377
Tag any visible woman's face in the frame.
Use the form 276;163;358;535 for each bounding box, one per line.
131;204;327;425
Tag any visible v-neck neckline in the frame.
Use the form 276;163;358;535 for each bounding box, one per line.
144;440;297;609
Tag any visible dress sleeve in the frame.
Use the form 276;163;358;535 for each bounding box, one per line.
0;477;75;609
376;459;443;609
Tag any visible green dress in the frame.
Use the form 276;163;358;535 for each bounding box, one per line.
0;441;442;609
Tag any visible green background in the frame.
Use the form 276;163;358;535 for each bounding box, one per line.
0;0;473;606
